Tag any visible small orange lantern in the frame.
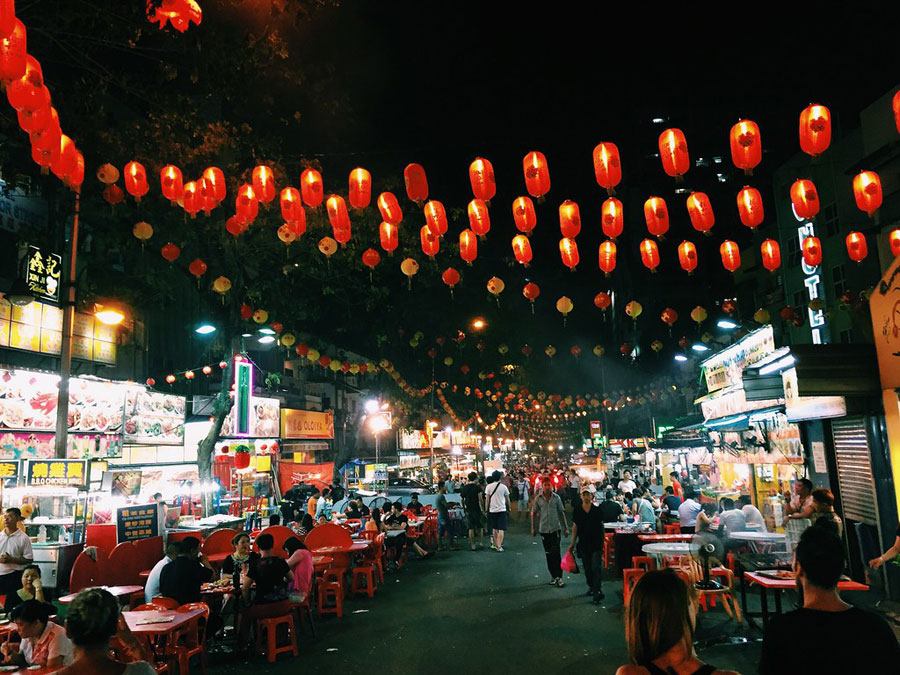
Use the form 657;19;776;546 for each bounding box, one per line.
846;231;868;263
601;197;623;240
468;199;491;239
644;196;669;239
512;235;533;266
235;184;258;223
424;200;448;237
890;229;900;257
639;238;660;272
160;165;183;204
730;119;762;174
421;225;440;259
459;229;478;265
348;167;371;209
594;291;611;311
161;242;180;263
598;240;617;276
592;142;621;195
678;240;698;275
379;221;398;255
559;237;579;270
404;162;428;204
661;308;678;329
720;240;741;273
188;258;207;279
802;236;822;267
760;239;781;272
124;161;149;202
280;187;303;222
377;192;403;225
686;192;715;235
251;165;275;204
852;170;882;217
300;168;323;207
442;267;460;295
737;186;764;229
799;103;831;157
790;179;819;220
326;194;351;232
513;196;537;235
523;151;550;200
469;157;496;202
658;128;689;180
559;200;581;238
182;180;202;218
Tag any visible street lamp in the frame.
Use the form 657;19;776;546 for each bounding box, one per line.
194;322;217;335
369;412;390;465
471;317;487;331
94;303;125;326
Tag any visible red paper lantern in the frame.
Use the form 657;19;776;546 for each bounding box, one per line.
852;170;882;217
103;184;124;206
661;308;679;328
760;239;781;272
424;200;448;237
300;168;323;207
226;215;247;237
846;231;868;263
404;163;428;204
379;221;398;255
620;343;633;356
640;238;660;272
160;165;183;204
559;237;579;270
123;161;149;202
686;192;715;234
678;240;698;274
523;282;540;303
802;236;822;267
377;192;403;225
0;19;26;83
658;128;689;179
233;451;251;470
737;186;764;229
799;103;831;157
730;119;762;174
469;157;496;202
592;142;621;195
202;366;212;376
459;229;478;265
235;184;259;223
279;187;303;222
161;242;180;263
165;374;176;385
64;151;84;191
326;194;351;232
420;225;440;259
523;151;550;199
512;235;533;266
601;198;623;240
720;240;741;273
348;167;372;209
7;55;46;111
362;248;381;270
333;224;351;247
442;267;460;290
598;240;617;276
29;106;59;157
249;165;274;205
644;196;669;238
17;103;51;135
594;292;611;311
147;0;202;32
240;304;253;321
468;199;491;238
890;229;900;258
893;90;900;134
182;181;203;218
50;135;79;181
559;200;581;238
146;378;156;387
512;196;537;235
790;179;819;220
201;166;226;204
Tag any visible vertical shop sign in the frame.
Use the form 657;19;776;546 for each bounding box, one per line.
233;359;252;436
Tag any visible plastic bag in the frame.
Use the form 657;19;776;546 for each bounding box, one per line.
561;550;580;574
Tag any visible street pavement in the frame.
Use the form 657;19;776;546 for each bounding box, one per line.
211;513;762;674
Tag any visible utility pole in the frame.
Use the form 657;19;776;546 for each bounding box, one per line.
54;191;80;459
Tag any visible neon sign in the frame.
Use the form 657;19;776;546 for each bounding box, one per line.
793;206;827;344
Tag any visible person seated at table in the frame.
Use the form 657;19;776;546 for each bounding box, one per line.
384;502;432;560
697;503;718;533
306;489;320;518
159;536;215;605
810;488;843;538
716;498;747;538
221;532;261;591
345;498;367;520
316;514;328;526
292;513;314;537
406;493;425;516
1;600;74;668
616;569;738;675
238;533;292;651
738;494;766;531
283;536;313;603
144;541;180;604
631;489;657;527
366;508;384;533
598;490;625;523
677;491;702;535
3;564;44;614
56;588;156;675
760;527;900;673
661;487;682;520
268;513;281;527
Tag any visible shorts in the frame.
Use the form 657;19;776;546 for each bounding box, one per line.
488;511;508;531
438;517;450;537
466;511;482;531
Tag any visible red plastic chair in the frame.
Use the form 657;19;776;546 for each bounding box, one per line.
253;525;296;556
150;596;181;609
255;613;298;662
317;578;343;618
303;523;353;550
664;523;681;534
201;528;241;557
623;568;646;607
175;602;210;675
133;602;174;612
69;550;105;592
632;556;656;572
602;533;615;568
108;541;147;587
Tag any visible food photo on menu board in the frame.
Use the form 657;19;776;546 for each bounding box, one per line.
123;390;186;445
220;396;280;438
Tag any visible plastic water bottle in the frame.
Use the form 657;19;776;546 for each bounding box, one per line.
37;526;47;543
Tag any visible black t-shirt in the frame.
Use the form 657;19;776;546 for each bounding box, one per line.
460;483;482;513
598;499;624;523
407;501;424;515
248;556;290;604
662;495;682;512
760;607;900;674
221;551;260;591
572;504;606;552
384;512;409;529
345;505;362;519
159;556;214;605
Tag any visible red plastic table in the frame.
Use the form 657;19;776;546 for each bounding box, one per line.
57;585;144;604
741;571;868;628
123;607;206;635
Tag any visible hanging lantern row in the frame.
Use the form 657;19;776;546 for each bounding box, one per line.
147;1;202;33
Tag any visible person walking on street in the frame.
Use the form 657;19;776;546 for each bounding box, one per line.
532;476;569;587
460;472;484;550
568;488;606;603
566;469;581;508
486;471;510;552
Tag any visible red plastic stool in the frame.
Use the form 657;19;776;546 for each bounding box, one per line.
317;580;343;618
664;524;681;534
351;564;378;598
255;614;299;663
632;556;656;572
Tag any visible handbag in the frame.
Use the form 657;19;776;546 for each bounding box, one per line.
561;550;580;574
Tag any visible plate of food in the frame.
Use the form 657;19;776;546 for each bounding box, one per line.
758;569;795;580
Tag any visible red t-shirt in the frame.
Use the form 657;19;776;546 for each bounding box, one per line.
671;479;683;499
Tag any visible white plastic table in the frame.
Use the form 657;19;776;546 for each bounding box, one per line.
729;531;786;553
642;541;700;564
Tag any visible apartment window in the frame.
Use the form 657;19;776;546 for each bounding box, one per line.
786;235;801;267
832;264;847;295
820;202;839;238
839;329;853;344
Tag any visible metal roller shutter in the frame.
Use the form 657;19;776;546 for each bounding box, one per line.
831;417;878;526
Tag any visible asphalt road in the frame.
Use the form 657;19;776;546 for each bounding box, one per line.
211;514;762;674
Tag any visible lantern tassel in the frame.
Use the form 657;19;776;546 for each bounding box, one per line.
531;303;535;315
607;187;616;197
450;289;454;300
369;271;373;284
408;278;412;291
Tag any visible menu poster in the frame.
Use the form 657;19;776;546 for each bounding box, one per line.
0;460;19;479
116;504;160;543
123;390;186;446
221;396;280;438
26;459;88;488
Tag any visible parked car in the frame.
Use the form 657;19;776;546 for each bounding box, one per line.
387;476;433;496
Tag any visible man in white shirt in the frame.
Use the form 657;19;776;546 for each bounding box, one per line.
315;488;331;519
617;470;637;495
566;469;582;507
0;508;33;599
485;471;510;552
677;491;702;534
145;541;180;603
739;495;766;531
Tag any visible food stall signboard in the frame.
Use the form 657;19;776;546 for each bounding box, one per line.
26;459;87;487
116;504;160;543
233;360;252;436
700;325;776;393
123;390;186;445
281;409;334;439
221;395;280;439
0;460;18;478
24;246;62;303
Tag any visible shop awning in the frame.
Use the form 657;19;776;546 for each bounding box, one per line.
743;344;879;398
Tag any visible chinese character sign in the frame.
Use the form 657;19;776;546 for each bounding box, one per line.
116;504;160;543
26;459;87;487
25;246;62;303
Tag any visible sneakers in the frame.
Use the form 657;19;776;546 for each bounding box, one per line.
548;578;559;585
496;546;504;552
490;542;496;550
556;578;566;587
